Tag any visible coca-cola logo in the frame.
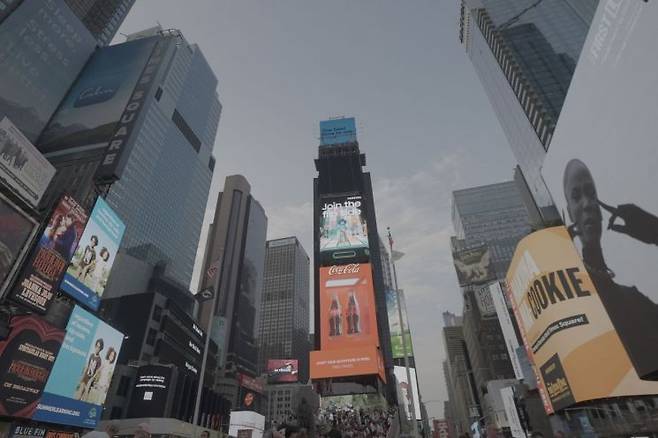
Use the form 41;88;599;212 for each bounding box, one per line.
328;264;360;275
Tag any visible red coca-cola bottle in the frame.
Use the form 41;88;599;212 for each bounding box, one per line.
346;290;360;334
329;294;342;336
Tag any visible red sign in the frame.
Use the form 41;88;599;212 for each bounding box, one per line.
237;373;265;394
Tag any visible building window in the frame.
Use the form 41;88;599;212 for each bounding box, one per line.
152;305;163;322
146;328;157;346
117;376;131;397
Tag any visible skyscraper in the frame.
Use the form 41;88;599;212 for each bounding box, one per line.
64;0;134;45
458;0;598;223
257;237;310;383
39;27;221;287
197;175;267;410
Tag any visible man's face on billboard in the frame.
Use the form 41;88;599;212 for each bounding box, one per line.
564;160;602;248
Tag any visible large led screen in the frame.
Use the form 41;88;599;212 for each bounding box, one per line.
33;305;124;428
267;359;299;384
319;194;369;265
319;117;357;146
506;227;658;414
385;289;413;359
60;197;125;311
319;263;379;351
543;1;658;391
394;366;421;421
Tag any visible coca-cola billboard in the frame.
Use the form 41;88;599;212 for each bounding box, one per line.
319;263;379;351
267;359;299;383
319;194;370;265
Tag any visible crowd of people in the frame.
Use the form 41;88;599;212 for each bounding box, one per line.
314;405;395;438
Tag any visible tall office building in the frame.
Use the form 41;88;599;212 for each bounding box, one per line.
450;181;531;430
257;237;310;383
197;175;267;410
458;0;598;222
0;0;97;143
39;27;221;286
64;0;134;45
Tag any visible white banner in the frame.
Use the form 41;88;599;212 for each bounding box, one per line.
500;386;526;438
490;282;523;379
0;117;55;207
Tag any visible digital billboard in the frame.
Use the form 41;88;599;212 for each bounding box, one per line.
310;346;382;380
452;245;494;286
0;117;55;207
10;195;87;313
506;227;658;414
319;263;379;351
0;0;96;143
60;197;125;311
0;316;64;418
543;1;658;384
320;117;357;146
385;288;413;359
33;305;124;428
127;365;173;419
319;194;369;265
267;359;299;383
0;193;37;297
394;366;421;421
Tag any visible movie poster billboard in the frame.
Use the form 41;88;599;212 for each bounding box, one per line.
319;194;369;265
394;366;421;421
33;305;124;428
0;316;64;418
0;193;37;297
385;288;414;359
0;117;55;207
319;117;357;146
543;2;658;384
267;359;299;383
0;0;96;143
60;197;125;311
506;227;658;414
452;245;493;286
319;263;379;351
10;195;87;313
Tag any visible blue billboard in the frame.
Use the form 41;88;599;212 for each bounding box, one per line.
33;305;124;428
37;36;161;154
320;118;357;146
60;197;125;310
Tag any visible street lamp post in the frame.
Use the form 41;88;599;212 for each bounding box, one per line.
387;227;420;438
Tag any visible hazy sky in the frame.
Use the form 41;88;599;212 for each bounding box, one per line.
118;0;516;419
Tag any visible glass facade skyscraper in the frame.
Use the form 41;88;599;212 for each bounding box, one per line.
459;0;598;223
64;0;134;45
257;237;310;382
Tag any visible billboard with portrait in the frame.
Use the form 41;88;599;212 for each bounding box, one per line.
543;3;658;384
0;316;64;418
267;359;299;383
320;117;357;146
10;195;87;313
385;288;413;359
0;117;55;207
319;194;369;265
60;197;125;311
33;305;124;428
452;245;493;286
506;227;658;414
394;366;421;421
0;0;96;143
319;263;379;351
0;193;38;297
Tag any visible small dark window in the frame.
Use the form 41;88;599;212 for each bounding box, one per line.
172;109;201;152
155;87;163;101
152;305;163;322
117;376;131;396
146;328;157;346
110;406;123;419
